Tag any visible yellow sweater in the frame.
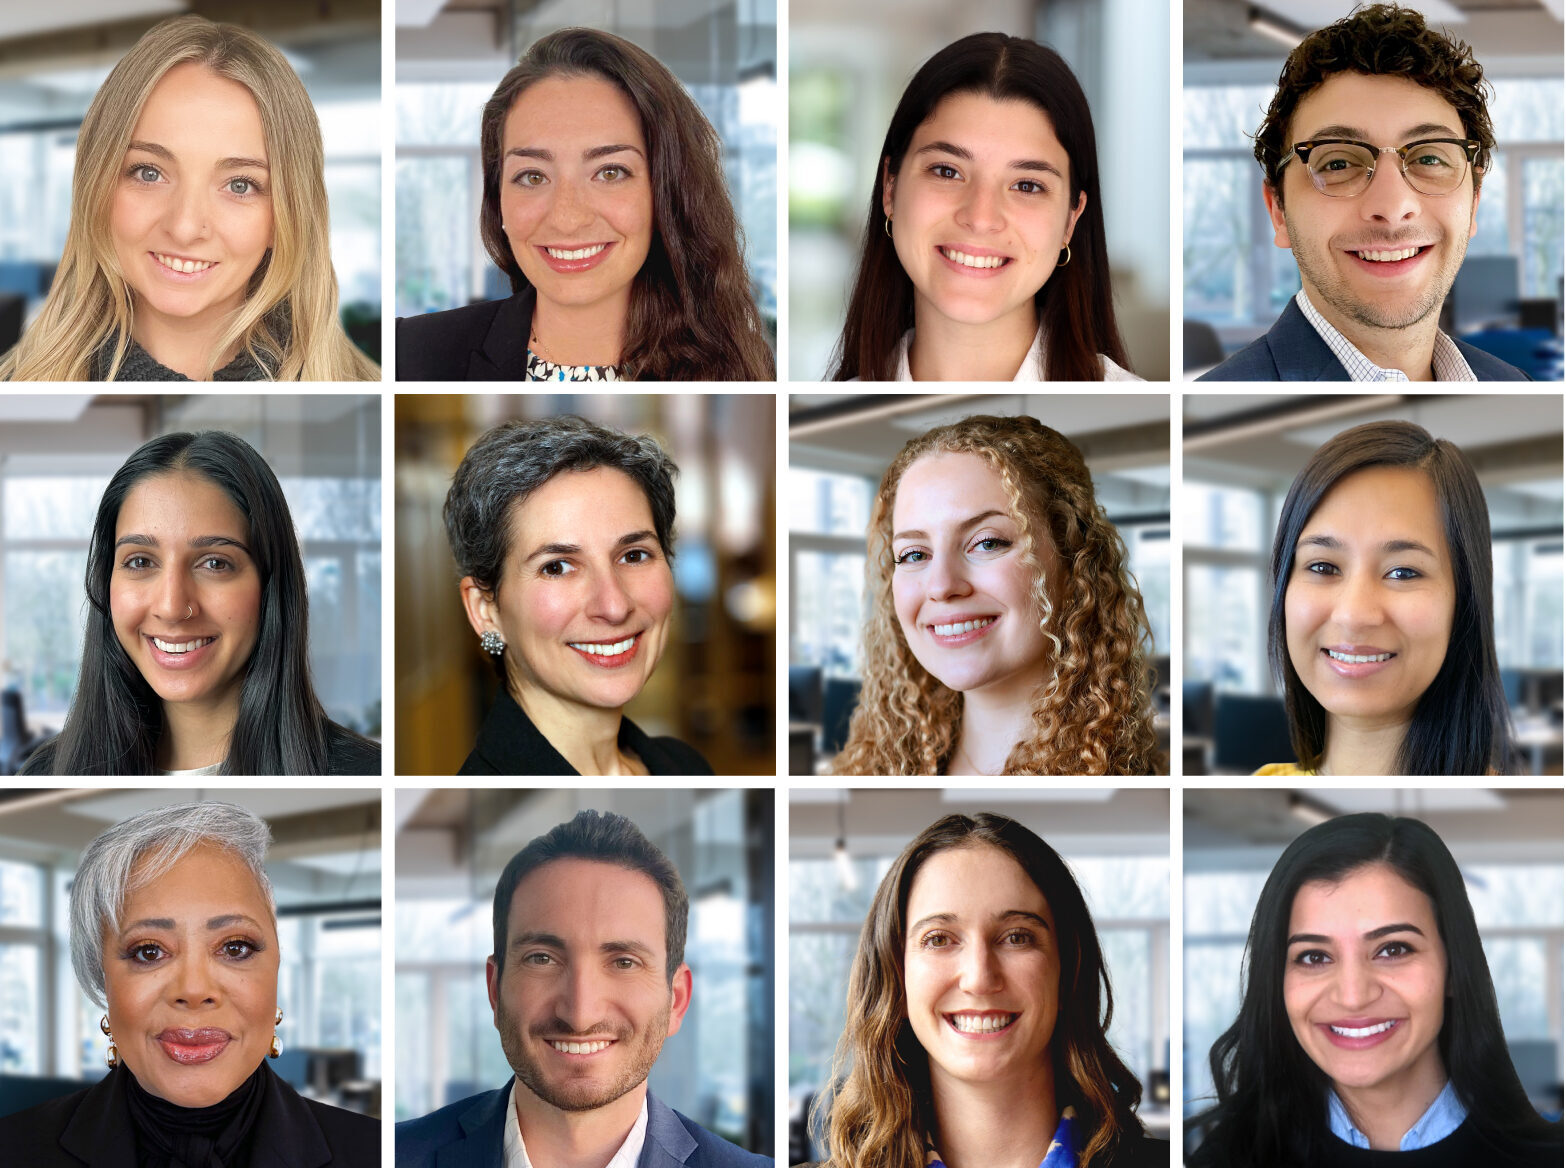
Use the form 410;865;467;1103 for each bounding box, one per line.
1253;762;1311;776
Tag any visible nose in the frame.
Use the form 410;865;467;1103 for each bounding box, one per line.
955;182;1005;235
555;962;609;1033
1329;568;1384;631
1358;153;1421;225
170;951;219;1008
544;176;595;235
956;941;1005;995
586;567;634;623
155;568;196;624
163;179;213;245
924;555;972;603
1331;954;1381;1013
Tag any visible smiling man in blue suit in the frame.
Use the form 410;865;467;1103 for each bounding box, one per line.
397;810;771;1168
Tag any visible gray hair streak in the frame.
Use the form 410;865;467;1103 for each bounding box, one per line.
70;801;275;1007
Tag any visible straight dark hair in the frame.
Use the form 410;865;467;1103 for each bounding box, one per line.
1190;813;1560;1168
1268;420;1514;775
829;32;1128;382
39;431;334;775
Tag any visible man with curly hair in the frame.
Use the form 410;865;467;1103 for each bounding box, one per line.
1201;3;1530;381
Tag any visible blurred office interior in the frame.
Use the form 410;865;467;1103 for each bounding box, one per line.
1183;787;1564;1151
0;0;382;362
393;787;774;1155
394;393;774;776
1182;393;1562;775
1182;0;1564;379
0;787;382;1120
0;395;382;777
787;787;1171;1163
788;393;1170;775
394;0;776;338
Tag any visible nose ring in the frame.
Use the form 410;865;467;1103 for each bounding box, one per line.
185;604;193;620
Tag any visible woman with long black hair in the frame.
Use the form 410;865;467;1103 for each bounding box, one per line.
21;431;378;775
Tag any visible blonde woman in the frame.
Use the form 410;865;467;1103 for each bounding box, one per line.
832;415;1162;775
0;15;377;382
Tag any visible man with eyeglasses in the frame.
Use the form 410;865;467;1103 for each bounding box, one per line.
1200;4;1530;381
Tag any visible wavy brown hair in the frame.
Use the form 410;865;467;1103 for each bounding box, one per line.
814;813;1146;1168
832;415;1162;775
478;27;773;381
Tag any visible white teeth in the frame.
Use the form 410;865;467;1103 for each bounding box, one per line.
1356;247;1419;262
932;617;995;637
546;244;607;260
549;1039;611;1054
1330;1020;1396;1038
155;253;214;273
942;247;1007;269
947;1013;1017;1033
1327;649;1393;664
569;636;636;656
152;636;214;654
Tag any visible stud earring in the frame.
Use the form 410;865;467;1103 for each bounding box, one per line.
270;1006;284;1059
101;1015;118;1068
480;629;506;656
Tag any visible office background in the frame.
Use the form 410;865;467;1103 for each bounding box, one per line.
787;392;1170;775
787;787;1171;1163
1183;787;1565;1149
789;0;1171;381
394;0;777;340
1181;392;1563;776
1182;0;1564;379
394;392;775;777
0;394;382;777
0;787;382;1119
394;786;774;1155
0;0;382;363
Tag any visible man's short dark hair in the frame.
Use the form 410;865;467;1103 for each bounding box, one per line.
491;810;689;981
1254;3;1494;205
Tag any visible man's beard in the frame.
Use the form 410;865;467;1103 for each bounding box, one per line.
1287;211;1466;335
495;995;670;1113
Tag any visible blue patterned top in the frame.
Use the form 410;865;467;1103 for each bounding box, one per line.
926;1105;1079;1168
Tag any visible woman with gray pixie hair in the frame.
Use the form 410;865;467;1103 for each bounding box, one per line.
443;414;713;775
0;800;376;1166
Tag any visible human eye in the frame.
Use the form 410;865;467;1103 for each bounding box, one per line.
893;547;929;566
1386;566;1422;581
621;546;657;565
1376;939;1414;958
218;937;260;961
119;553;156;572
917;930;953;950
927;162;961;181
596;163;633;182
522;951;556;966
970;535;1013;555
1011;178;1048;195
224;176;266;197
539;559;575;578
1291;948;1331;967
511;169;548;188
1001;928;1035;946
198;555;234;573
611;955;639;970
1300;560;1339;577
126;163;163;185
125;941;167;964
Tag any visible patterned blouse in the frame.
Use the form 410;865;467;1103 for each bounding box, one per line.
525;348;620;382
927;1106;1079;1168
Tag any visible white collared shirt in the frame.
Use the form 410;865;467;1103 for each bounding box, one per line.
1295;289;1476;381
502;1081;649;1168
890;326;1142;381
1327;1080;1468;1151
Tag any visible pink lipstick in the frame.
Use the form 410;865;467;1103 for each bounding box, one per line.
156;1028;232;1064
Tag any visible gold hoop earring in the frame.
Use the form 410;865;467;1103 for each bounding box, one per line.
1058;244;1071;267
884;215;893;238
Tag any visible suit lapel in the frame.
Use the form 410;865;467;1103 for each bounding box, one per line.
243;1065;334;1168
436;1085;510;1168
1267;297;1351;381
635;1092;699;1168
58;1071;137;1168
467;290;535;380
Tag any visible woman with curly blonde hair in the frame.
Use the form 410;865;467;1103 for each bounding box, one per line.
832;415;1161;775
808;812;1164;1168
0;15;378;381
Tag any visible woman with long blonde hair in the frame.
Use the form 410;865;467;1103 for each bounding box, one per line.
832;415;1161;775
0;15;377;381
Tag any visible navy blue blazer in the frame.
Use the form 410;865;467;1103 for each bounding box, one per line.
395;1085;772;1168
1198;296;1531;381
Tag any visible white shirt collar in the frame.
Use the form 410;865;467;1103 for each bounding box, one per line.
893;324;1045;381
503;1080;650;1168
1327;1080;1468;1151
1295;289;1476;381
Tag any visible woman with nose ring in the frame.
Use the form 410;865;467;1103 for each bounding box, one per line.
1255;420;1514;776
443;415;712;775
396;27;773;382
1189;812;1561;1166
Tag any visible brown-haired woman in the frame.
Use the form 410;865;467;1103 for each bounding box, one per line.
396;27;773;381
805;812;1164;1168
832;415;1162;775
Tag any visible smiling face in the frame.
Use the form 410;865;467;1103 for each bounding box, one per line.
1266;73;1479;341
499;74;654;320
110;472;262;720
1283;863;1448;1108
487;858;689;1113
903;845;1059;1090
883;92;1085;334
110;63;274;349
1284;465;1456;734
104;842;279;1107
890;451;1055;701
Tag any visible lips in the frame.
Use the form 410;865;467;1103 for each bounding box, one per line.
545;1036;616;1056
1318;1017;1403;1049
536;242;614;274
1342;243;1430;277
156;1028;232;1064
145;633;219;670
936;245;1013;278
1320;644;1397;678
566;632;642;667
926;615;998;646
944;1010;1019;1036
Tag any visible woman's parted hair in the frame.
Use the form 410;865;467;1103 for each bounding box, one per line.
818;813;1145;1168
1190;813;1559;1168
70;801;273;1007
829;32;1128;382
37;431;335;775
1268;420;1513;776
478;27;773;381
0;14;377;382
832;415;1161;776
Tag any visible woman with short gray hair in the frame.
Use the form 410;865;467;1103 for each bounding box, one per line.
0;799;376;1165
443;414;713;775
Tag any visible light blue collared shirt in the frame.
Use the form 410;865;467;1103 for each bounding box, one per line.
1328;1080;1468;1150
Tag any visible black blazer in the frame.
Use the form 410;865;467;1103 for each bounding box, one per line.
396;289;534;381
0;1062;378;1167
458;688;714;776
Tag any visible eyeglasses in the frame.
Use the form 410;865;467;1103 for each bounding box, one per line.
1278;138;1483;197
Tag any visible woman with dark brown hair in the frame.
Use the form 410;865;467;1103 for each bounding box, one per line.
806;813;1163;1168
396;27;773;382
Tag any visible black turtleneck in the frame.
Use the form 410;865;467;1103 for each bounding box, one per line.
124;1061;268;1168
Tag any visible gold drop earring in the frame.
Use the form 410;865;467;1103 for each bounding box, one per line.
101;1014;118;1069
270;1006;284;1058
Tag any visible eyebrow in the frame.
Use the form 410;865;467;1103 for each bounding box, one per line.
524;531;656;562
1296;534;1439;557
914;140;1063;179
114;534;251;554
1304;122;1462;142
126;141;269;171
120;913;264;933
505;144;646;163
1287;922;1426;946
508;931;658;961
893;510;1008;542
908;909;1052;934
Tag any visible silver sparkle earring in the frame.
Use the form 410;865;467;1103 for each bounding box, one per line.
480;629;506;656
